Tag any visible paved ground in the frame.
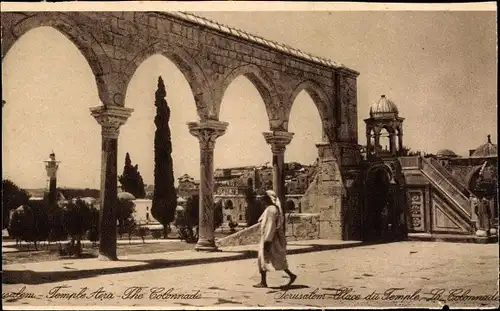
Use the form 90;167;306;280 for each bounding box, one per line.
2;241;498;309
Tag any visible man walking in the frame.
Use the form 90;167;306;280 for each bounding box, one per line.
253;190;297;288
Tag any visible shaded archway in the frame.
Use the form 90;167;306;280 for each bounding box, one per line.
285;200;296;212
2;27;101;189
363;165;394;241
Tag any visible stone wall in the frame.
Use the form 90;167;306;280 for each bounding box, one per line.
299;173;319;214
217;223;261;247
216;213;320;247
285;213;320;241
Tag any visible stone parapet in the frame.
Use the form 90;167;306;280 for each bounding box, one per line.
216;213;320;247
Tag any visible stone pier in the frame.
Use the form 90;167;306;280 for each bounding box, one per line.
90;105;133;261
188;120;228;252
315;142;344;239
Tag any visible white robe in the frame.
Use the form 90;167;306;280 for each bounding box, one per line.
257;204;288;272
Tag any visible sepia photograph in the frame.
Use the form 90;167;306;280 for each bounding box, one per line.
1;1;498;309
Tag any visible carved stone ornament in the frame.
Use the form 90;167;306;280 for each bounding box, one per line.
187;120;229;151
263;131;294;154
90;105;134;139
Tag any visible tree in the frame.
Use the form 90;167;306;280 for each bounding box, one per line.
7;202;48;250
176;194;223;243
151;76;177;238
87;206;100;247
116;199;136;239
8;205;33;247
214;200;223;231
2;179;31;229
244;183;264;226
119;153;146;199
62;199;92;258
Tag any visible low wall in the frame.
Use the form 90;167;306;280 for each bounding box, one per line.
216;213;320;247
286;213;320;241
216;223;261;247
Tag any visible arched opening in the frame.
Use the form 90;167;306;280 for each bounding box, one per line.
287;89;323;198
364;166;393;241
216;76;270;172
378;127;391;153
2;27;100;189
225;199;234;210
285;200;296;212
367;128;376;155
121;55;199;190
288;90;323;166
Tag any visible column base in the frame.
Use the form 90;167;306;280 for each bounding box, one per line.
489;228;497;235
195;239;218;252
98;253;119;261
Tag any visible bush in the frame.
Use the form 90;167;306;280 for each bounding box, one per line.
136;226;149;243
151;229;163;239
175;194;224;243
2;180;31;230
48;204;68;243
245;187;264;226
62;199;93;257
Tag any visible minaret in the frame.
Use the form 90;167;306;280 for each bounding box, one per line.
44;151;60;205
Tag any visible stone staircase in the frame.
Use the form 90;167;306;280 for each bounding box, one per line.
420;157;473;223
400;156;476;236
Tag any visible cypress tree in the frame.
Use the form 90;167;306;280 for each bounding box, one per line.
119;152;146;199
151;76;177;238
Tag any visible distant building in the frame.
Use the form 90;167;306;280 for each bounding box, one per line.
177;174;200;199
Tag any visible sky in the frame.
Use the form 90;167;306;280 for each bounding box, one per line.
2;10;497;190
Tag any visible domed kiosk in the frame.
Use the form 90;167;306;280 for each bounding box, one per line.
365;95;405;157
436;149;458;158
471;135;497;158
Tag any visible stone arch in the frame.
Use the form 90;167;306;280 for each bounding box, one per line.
286;80;331;125
124;42;214;120
285;199;296;211
2;13;113;105
214;64;280;128
225;199;234;210
365;163;394;185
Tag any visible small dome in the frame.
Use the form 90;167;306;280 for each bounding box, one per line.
369;95;399;118
436;149;457;158
472;135;497;157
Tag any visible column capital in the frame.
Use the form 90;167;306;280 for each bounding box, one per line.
263;131;294;154
90;105;133;139
187;120;228;151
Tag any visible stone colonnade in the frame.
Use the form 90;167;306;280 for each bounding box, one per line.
89;108;307;254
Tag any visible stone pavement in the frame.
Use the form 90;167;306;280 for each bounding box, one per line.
2;241;498;309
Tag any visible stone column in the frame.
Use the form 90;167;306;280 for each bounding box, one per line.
374;133;381;152
389;133;397;155
398;132;404;153
90;105;133;261
366;133;372;155
188;120;228;251
263;131;294;208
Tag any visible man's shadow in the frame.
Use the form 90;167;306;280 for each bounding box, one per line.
269;284;309;290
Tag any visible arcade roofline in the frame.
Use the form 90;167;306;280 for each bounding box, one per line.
160;11;360;77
